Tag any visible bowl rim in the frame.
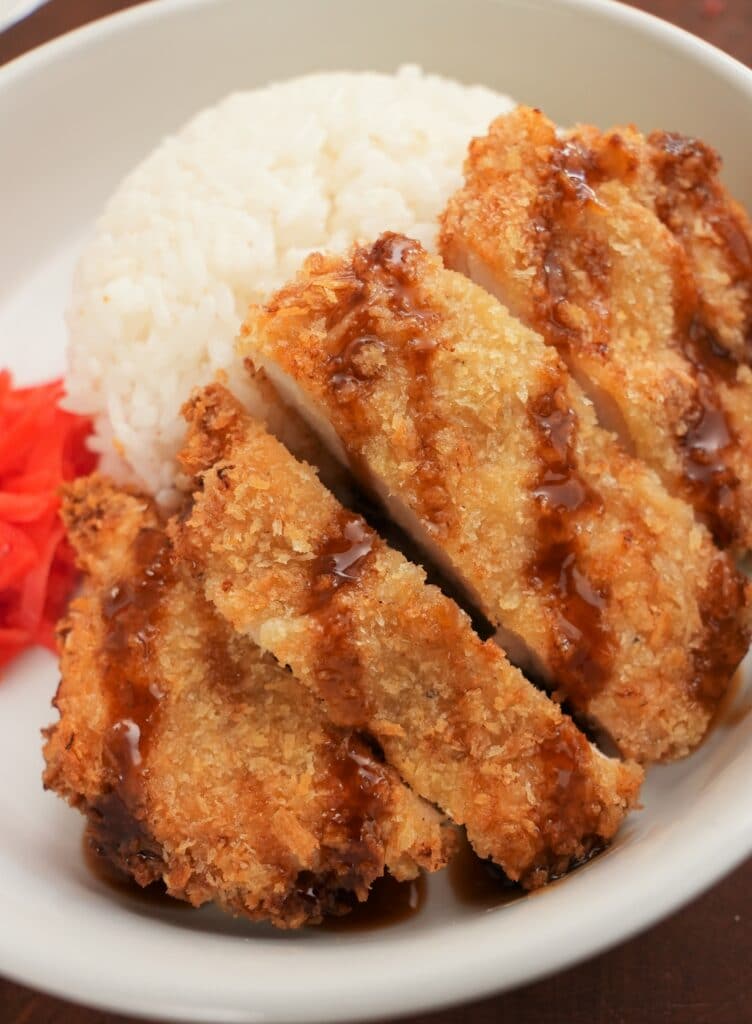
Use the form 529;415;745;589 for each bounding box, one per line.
3;0;752;95
2;1;752;1021
0;0;45;34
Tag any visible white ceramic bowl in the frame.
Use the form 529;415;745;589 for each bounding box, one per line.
0;0;45;32
1;1;752;1021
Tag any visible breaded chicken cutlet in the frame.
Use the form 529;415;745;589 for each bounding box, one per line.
580;124;752;367
439;106;752;551
43;476;452;928
239;233;751;763
175;384;642;888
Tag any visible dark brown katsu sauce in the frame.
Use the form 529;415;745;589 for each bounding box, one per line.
686;315;739;384
448;834;522;907
297;732;400;926
82;828;180;908
644;132;747;544
709;667;752;730
528;840;606;891
321;873;426;932
527;386;613;706
541;129;742;546
527;725;602;883
92;527;172;865
324;233;451;533
326;732;390;867
690;558;750;710
308;516;375;610
672;282;740;545
304;512;375;727
649;131;752;366
536;139;611;356
677;378;738;545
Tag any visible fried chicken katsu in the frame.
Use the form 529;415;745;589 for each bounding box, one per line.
176;383;642;887
238;233;751;763
43;476;452;928
439;106;752;551
588;124;752;367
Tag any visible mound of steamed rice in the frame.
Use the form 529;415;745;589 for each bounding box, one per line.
65;66;515;504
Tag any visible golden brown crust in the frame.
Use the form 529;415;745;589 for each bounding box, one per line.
176;385;642;887
44;476;452;928
240;234;751;762
439;106;752;552
644;130;752;367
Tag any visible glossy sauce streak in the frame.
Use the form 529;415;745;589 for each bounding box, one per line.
322;873;426;931
448;834;522;908
677;285;739;546
687;315;738;384
646;132;744;545
82;828;181;909
304;510;393;895
527;387;613;705
298;732;395;923
690;558;749;711
650;131;752;364
648;132;751;355
678;370;738;547
91;528;172;863
306;513;375;727
325;234;451;532
328;334;386;396
525;726;604;885
327;733;390;857
536;139;610;355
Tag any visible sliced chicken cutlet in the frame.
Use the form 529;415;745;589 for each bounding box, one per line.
43;476;451;929
239;233;750;763
439;105;752;551
597;125;752;367
175;384;642;889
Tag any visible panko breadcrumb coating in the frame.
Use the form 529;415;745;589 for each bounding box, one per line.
239;233;751;763
579;123;752;368
43;476;452;928
439;106;752;552
176;384;642;888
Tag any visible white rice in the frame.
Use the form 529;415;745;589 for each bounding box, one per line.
65;66;515;504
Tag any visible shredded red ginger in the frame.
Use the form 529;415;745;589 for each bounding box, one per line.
0;370;97;670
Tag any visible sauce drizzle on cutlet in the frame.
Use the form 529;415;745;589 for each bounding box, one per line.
91;527;172;865
292;736;394;924
649;130;752;367
527;384;614;706
525;723;604;886
535;139;612;357
690;558;750;711
660;237;740;545
304;515;402;887
300;514;399;904
305;512;375;727
538;127;742;547
304;731;393;903
640;133;744;544
324;234;452;532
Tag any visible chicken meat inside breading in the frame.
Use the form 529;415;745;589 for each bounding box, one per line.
43;476;452;928
439;105;752;552
175;384;642;888
238;233;751;763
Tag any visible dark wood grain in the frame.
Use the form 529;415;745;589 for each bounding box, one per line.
1;1;751;1022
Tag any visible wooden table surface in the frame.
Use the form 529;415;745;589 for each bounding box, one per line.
2;1;751;1022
